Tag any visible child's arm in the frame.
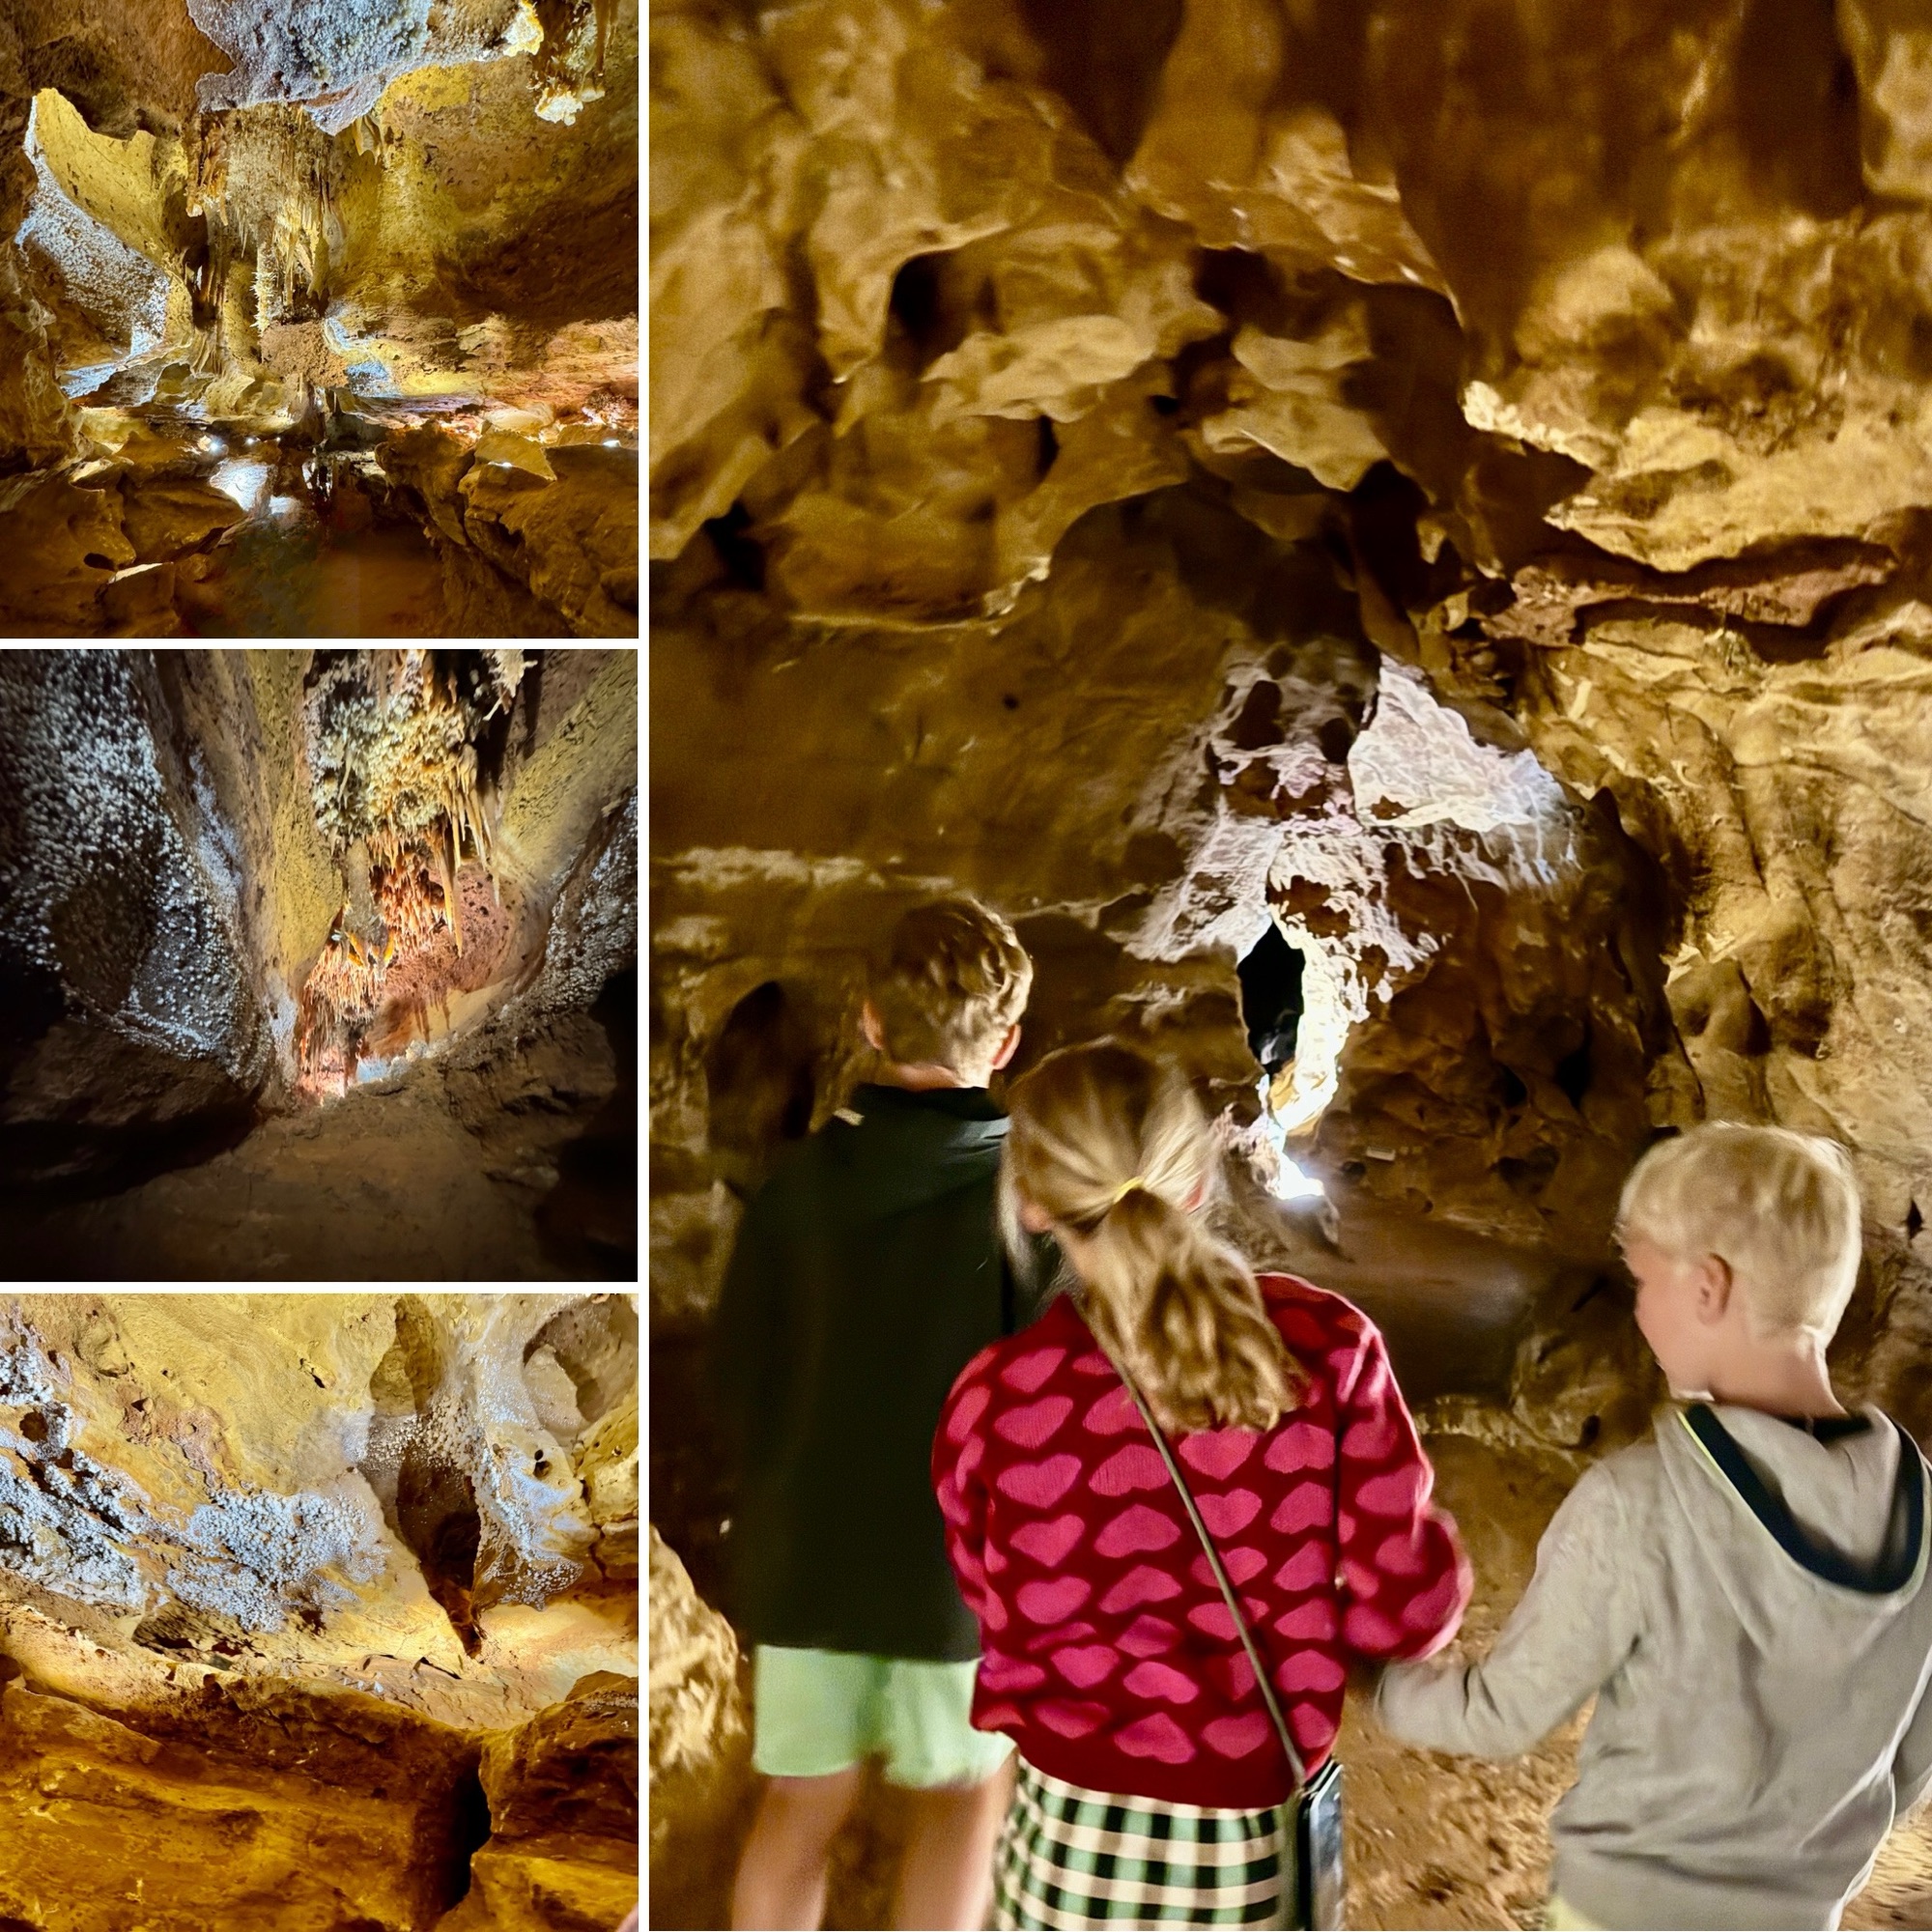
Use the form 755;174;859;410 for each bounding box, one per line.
1375;1459;1642;1758
706;1181;788;1478
1332;1318;1474;1662
932;1346;1004;1634
1896;1668;1932;1817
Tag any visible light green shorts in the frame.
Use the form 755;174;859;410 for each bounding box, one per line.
752;1645;1013;1790
1546;1898;1604;1931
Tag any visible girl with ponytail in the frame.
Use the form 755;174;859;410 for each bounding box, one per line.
934;1038;1469;1929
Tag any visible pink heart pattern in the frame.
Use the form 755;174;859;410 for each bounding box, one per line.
1052;1643;1120;1689
1022;1621;1096;1654
945;1383;990;1443
936;1277;1470;1806
995;1455;1082;1511
1122;1659;1198;1704
1099;1565;1181;1613
1094;1505;1179;1558
1037;1698;1109;1739
979;1650;1047;1692
1274;1649;1346;1694
1017;1576;1092;1625
1264;1420;1335;1474
1178;1430;1256;1480
1002;1348;1066;1394
1010;1513;1086;1567
1354;1464;1426;1518
1115;1712;1196;1763
1271;1482;1331;1535
1196;1489;1262;1538
1118;1613;1180;1658
1188;1546;1265;1589
995;1395;1074;1450
1082;1386;1142;1435
1203;1712;1273;1759
1090;1444;1169;1495
1273;1598;1338;1641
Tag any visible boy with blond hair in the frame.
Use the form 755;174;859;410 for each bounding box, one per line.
1378;1122;1932;1931
713;897;1038;1931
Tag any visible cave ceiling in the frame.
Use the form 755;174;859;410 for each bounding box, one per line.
648;0;1932;1435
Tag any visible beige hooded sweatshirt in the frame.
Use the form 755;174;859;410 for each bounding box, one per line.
1378;1404;1932;1930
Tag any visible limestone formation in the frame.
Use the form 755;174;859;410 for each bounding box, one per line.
0;1291;638;1931
649;0;1932;1921
1;646;637;1280
0;0;637;636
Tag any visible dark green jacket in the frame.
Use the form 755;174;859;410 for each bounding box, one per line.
710;1083;1049;1661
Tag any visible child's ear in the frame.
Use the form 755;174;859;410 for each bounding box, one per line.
990;1021;1022;1072
860;999;886;1054
1016;1194;1055;1235
1695;1254;1734;1324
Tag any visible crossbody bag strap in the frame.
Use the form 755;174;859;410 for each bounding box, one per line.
1103;1349;1309;1794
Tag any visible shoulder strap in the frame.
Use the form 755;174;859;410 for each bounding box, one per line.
1107;1350;1309;1793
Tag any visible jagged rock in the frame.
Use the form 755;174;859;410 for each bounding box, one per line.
0;1675;485;1932
0;647;635;1277
440;1675;639;1932
646;1;1932;1921
0;1291;637;1931
647;1526;749;1932
0;0;637;637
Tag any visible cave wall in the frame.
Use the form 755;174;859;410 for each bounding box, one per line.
0;1290;638;1932
649;0;1932;1360
0;0;638;638
0;648;637;1218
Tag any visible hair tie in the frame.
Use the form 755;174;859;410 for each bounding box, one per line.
1107;1177;1151;1208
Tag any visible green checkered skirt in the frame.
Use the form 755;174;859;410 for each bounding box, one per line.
993;1756;1291;1928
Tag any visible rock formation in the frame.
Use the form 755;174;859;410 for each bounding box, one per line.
0;1290;638;1932
0;0;637;637
649;0;1932;1921
1;646;637;1280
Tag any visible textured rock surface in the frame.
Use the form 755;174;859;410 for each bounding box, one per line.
648;0;1932;1388
649;0;1932;1922
1;646;635;1280
0;0;636;637
0;1291;637;1932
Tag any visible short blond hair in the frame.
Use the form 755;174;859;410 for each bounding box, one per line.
1616;1123;1862;1339
869;896;1032;1073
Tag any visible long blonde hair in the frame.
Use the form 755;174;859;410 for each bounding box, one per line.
1002;1038;1298;1433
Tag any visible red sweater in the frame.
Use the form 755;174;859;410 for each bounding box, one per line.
931;1275;1471;1807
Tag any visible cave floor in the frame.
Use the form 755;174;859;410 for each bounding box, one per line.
3;1014;636;1281
183;514;450;638
1273;1186;1560;1404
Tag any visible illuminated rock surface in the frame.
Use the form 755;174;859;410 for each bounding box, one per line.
0;646;637;1281
648;0;1932;1922
0;0;637;637
0;1291;638;1931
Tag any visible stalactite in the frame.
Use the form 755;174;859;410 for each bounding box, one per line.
295;652;523;1087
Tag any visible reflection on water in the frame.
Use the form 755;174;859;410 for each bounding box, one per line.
185;513;449;637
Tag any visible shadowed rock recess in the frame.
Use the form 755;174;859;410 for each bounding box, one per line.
1;646;637;1281
0;1292;637;1932
649;2;1932;1924
0;0;637;639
